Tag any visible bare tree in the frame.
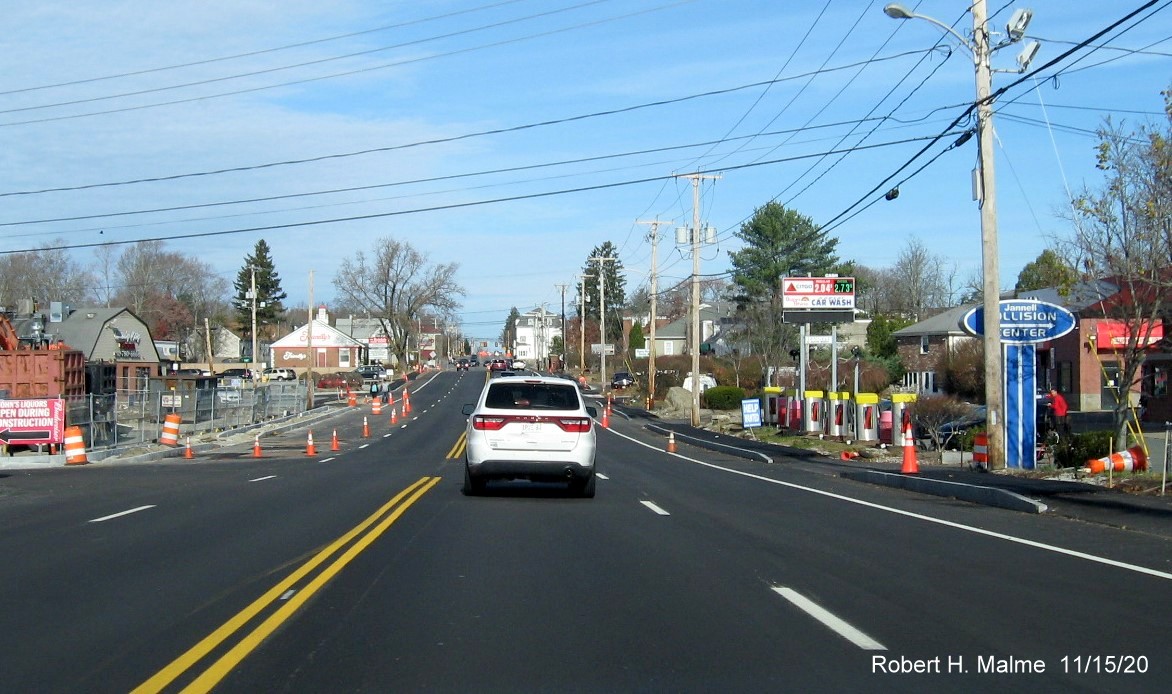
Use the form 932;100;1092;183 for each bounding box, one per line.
1060;95;1172;444
333;238;463;368
113;241;229;350
0;240;93;308
889;237;956;317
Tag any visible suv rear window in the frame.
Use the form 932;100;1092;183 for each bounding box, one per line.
484;382;580;410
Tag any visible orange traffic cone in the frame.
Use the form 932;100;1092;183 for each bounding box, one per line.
1086;446;1148;473
331;429;340;452
391;407;398;425
404;390;412;414
184;436;194;459
388;391;395;406
306;430;317;456
363;416;371;438
841;450;860;461
347;389;357;407
372;399;383;416
900;410;919;474
666;431;677;453
601;406;610;429
253;435;263;458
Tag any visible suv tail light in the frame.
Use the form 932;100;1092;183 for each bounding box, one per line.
472;415;508;431
472;415;592;432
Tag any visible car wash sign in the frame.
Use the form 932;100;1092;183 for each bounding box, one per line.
961;299;1075;344
960;299;1074;470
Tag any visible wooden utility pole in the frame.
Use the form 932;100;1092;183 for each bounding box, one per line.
675;173;720;426
578;273;593;374
636;218;663;408
590;256;616;391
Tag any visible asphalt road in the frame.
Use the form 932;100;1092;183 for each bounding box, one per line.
0;369;1169;692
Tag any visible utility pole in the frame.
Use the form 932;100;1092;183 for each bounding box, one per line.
555;283;568;371
306;270;315;410
636;218;663;408
590;256;616;391
972;0;1005;470
676;172;720;427
249;265;258;372
883;0;1039;470
578;273;593;374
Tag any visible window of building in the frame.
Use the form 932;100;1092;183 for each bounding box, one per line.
920;336;930;354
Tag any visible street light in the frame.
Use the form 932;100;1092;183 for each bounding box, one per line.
884;1;1036;471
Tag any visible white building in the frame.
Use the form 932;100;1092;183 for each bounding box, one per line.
513;307;563;365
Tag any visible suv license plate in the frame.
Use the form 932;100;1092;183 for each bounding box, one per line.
521;422;542;433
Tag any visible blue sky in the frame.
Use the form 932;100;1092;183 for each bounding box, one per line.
1;0;1169;343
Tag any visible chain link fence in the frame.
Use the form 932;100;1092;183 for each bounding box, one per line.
61;382;331;452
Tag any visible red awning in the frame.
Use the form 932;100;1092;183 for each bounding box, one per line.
1093;320;1163;350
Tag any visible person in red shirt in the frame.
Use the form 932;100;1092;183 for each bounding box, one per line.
1048;389;1070;437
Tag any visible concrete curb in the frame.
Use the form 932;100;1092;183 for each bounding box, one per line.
840;469;1049;514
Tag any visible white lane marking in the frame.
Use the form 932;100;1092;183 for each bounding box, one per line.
319;457;336;463
382;433;392;438
640;500;670;516
248;476;277;482
280;590;296;601
603;427;1172;581
772;586;887;651
358;444;370;449
597;473;610;480
89;505;156;523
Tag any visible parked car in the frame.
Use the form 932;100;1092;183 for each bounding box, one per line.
356;365;388;381
262;367;297;381
611;371;635;389
936;406;987;449
511;360;527;370
218;368;252;380
460;375;599;497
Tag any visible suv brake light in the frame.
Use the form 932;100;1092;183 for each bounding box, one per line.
472;415;591;432
472;415;508;431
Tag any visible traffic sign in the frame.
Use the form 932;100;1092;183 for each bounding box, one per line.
960;299;1075;344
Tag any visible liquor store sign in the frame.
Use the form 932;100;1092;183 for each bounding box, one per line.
0;398;66;445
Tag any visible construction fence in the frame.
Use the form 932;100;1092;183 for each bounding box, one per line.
60;382;326;452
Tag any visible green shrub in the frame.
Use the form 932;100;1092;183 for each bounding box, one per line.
703;386;745;410
1053;430;1117;468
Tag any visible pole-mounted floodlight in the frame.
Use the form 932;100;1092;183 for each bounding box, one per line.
1006;8;1033;42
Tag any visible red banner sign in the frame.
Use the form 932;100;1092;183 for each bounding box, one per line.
0;398;66;445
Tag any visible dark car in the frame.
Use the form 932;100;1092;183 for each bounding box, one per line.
456;359;470;371
611;371;635;389
356;365;387;381
218;368;253;380
936;406;987;449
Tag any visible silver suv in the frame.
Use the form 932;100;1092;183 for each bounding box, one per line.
461;376;598;497
262;367;297;381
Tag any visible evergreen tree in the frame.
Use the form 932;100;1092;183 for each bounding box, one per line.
579;241;626;342
501;307;521;350
233;240;287;354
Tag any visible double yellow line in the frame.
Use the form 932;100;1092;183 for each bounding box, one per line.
446;431;467;459
134;476;441;694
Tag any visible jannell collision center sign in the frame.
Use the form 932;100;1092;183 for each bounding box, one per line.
0;398;67;445
961;299;1076;343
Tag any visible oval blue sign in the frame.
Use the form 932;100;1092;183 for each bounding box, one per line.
960;299;1076;345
